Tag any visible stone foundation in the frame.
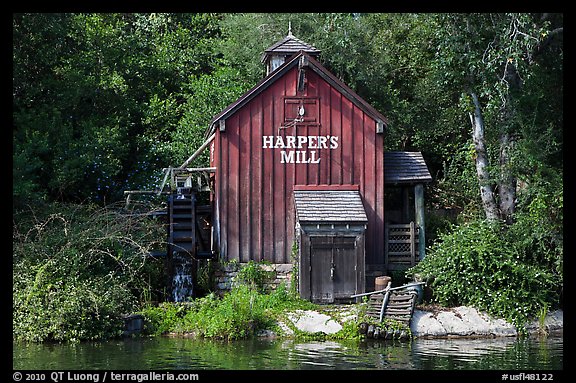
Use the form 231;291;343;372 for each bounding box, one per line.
213;262;294;294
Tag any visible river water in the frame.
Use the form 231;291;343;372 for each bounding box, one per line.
13;335;562;372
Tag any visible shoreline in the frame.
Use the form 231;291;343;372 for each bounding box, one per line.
146;301;563;341
250;305;563;340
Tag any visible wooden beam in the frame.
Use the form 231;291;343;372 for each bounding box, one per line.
179;132;216;169
124;190;171;195
384;222;389;271
410;221;416;266
351;282;425;298
178;167;216;173
293;184;360;191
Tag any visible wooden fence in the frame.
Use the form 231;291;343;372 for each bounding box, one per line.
384;222;419;271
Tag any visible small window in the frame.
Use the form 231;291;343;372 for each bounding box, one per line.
270;55;286;72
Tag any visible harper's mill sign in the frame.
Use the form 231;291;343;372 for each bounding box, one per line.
259;101;340;163
262;135;339;163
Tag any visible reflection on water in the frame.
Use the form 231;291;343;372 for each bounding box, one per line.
411;336;562;370
13;335;562;371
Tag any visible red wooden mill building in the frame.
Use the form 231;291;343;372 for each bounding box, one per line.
160;31;432;303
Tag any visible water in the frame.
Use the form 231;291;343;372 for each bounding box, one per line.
171;252;194;302
13;335;562;371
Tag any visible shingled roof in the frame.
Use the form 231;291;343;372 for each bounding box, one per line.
260;31;321;63
294;190;368;223
384;151;432;184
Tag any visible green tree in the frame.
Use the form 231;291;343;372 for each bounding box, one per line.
431;13;563;223
13;13;562;331
13;13;225;206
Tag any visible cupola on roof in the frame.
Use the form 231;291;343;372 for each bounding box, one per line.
261;24;321;75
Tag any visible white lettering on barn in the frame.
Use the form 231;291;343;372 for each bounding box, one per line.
262;135;339;164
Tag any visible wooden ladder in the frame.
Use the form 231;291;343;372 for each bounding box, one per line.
168;191;195;257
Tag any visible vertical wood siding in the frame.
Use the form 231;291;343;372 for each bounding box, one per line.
213;66;385;265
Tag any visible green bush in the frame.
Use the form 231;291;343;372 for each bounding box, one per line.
13;201;166;342
233;260;275;293
407;217;562;333
13;268;134;342
139;302;189;336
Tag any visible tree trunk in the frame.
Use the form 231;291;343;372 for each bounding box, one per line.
469;92;500;221
498;128;517;225
498;58;520;225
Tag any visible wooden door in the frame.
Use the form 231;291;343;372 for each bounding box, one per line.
332;236;357;299
309;235;359;303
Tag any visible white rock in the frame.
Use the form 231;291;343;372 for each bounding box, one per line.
277;320;294;336
545;310;563;332
456;306;492;335
271;306;561;339
411;310;447;337
489;318;517;337
286;310;342;334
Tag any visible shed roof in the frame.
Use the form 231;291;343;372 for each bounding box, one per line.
294;190;368;223
384;151;432;184
207;51;388;138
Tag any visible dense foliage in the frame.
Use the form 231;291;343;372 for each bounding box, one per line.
14;13;563;208
408;181;563;332
13;13;562;342
13;202;166;342
13;13;247;205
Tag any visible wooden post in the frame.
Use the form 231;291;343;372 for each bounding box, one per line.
414;183;426;260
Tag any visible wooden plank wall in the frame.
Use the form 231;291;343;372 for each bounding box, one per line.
212;66;385;265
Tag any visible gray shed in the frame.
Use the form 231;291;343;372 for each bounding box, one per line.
294;187;367;303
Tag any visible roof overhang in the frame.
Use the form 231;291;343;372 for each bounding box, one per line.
294;189;368;224
384;151;432;184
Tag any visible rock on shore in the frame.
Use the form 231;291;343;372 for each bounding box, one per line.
268;305;563;338
411;306;563;338
412;306;515;337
